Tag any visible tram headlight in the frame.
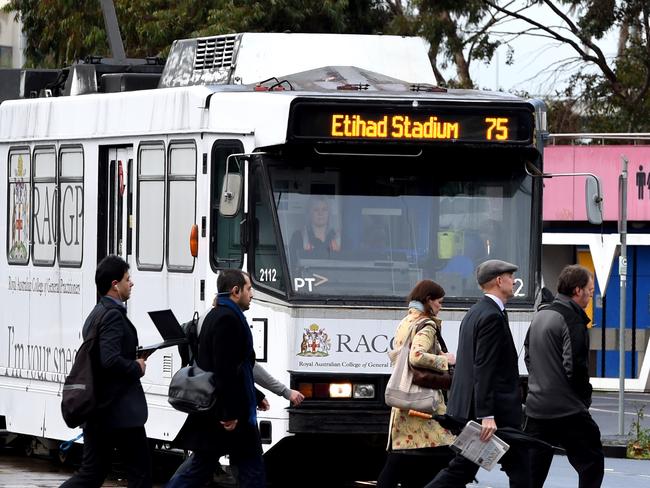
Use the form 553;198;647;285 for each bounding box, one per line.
329;382;352;398
297;380;376;400
353;383;375;399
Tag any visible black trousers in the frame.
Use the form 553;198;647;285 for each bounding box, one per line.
377;447;454;488
525;412;604;488
59;422;152;488
422;440;531;488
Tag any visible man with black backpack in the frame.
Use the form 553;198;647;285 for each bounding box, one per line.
60;255;151;488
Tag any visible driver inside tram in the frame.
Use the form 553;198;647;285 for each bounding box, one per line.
289;196;341;265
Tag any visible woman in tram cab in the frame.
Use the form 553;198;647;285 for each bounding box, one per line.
288;196;341;263
377;279;456;488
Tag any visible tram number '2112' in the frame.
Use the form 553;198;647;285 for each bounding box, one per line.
259;268;278;282
514;278;525;297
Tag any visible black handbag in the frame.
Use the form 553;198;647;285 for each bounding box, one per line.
409;318;454;391
410;365;453;390
168;362;217;413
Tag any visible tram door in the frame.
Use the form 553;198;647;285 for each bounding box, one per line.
98;146;133;264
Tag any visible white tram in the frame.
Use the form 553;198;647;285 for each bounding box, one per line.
0;33;546;478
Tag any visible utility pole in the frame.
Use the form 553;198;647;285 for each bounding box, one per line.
618;156;628;436
99;0;127;63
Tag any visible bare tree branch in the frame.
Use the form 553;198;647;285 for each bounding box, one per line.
482;0;623;99
541;0;613;72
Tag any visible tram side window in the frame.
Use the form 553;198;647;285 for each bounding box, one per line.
210;140;244;270
167;141;196;272
7;148;31;264
252;165;285;292
32;147;57;266
59;147;84;267
137;143;165;270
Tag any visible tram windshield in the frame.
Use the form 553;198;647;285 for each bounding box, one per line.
253;147;535;301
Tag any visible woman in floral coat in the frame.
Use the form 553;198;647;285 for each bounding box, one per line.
377;280;456;488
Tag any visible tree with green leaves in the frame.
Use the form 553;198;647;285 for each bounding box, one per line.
411;1;506;88
4;0;393;68
4;1;221;67
196;0;391;37
379;1;510;88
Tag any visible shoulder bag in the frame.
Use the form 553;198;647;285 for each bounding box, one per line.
168;362;217;414
384;323;441;413
410;365;453;390
409;320;453;390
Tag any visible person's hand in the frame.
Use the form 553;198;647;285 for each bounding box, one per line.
443;352;456;366
288;390;305;406
136;358;146;376
480;418;497;442
258;398;270;411
221;419;238;431
137;349;153;360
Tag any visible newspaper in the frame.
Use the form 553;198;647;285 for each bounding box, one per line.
451;420;510;471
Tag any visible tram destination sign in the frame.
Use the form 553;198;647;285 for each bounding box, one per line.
288;101;534;144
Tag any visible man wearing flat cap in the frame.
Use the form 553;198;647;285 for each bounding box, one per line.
425;259;531;488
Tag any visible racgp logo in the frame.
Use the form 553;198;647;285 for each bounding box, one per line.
297;323;331;357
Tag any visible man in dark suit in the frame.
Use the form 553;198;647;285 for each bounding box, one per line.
167;269;267;488
60;255;151;488
425;259;530;488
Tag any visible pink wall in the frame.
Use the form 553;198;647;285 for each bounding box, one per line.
543;145;650;221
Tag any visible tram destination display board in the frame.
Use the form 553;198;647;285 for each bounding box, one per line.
288;100;534;144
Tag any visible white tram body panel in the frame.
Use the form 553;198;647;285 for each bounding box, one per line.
0;85;300;444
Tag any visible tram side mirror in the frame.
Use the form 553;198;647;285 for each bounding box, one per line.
219;173;242;217
585;175;603;225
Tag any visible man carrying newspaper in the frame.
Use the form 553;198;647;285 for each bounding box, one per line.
424;260;531;488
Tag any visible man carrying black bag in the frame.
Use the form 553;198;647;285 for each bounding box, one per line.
60;255;151;488
167;269;267;488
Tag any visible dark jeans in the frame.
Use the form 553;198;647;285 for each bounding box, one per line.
59;423;151;488
166;448;265;488
377;447;454;488
525;412;604;488
423;441;531;488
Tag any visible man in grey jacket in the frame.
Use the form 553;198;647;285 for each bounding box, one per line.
524;264;603;488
